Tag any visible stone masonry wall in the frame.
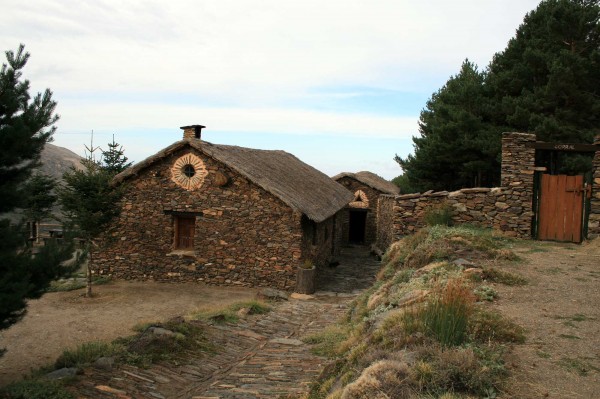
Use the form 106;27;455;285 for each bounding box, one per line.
376;132;537;251
94;146;306;290
336;176;382;244
590;135;600;238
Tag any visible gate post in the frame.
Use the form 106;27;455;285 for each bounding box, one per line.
500;133;536;238
589;135;600;239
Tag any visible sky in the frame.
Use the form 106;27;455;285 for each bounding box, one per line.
0;0;542;179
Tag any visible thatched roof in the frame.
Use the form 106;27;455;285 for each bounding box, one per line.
113;139;353;222
333;171;400;195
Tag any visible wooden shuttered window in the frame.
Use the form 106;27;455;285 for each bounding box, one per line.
174;216;195;250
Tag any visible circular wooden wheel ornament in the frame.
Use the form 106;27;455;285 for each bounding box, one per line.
171;153;208;191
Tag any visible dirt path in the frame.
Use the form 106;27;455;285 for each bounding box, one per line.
0;281;257;386
492;240;600;399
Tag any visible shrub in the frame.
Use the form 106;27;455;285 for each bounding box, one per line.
423;203;454;227
474;285;498;302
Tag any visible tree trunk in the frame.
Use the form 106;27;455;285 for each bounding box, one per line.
295;266;316;294
86;246;93;298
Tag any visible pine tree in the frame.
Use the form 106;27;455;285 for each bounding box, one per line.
101;135;132;175
22;173;57;242
487;0;600;143
59;140;127;297
395;60;499;191
0;45;73;333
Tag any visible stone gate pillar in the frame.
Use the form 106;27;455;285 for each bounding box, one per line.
589;136;600;239
500;132;536;237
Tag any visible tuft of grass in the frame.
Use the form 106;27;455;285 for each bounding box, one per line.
558;334;581;340
423;203;454;227
47;276;111;292
303;325;351;358
0;380;75;399
537;351;551;359
192;300;271;324
559;357;600;376
468;309;525;344
421;279;475;347
482;268;527;286
55;341;122;369
474;285;498;302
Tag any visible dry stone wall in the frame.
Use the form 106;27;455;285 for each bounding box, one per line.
95;147;308;290
377;133;537;250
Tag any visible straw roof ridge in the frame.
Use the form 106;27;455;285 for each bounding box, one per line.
113;139;353;222
333;171;400;195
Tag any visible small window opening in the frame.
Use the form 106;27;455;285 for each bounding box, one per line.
182;164;196;178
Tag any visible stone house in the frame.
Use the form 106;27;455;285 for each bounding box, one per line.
333;171;400;245
95;125;353;290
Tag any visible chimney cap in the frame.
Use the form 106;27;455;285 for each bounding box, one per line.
180;124;206;130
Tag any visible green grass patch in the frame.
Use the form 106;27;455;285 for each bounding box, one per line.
47;276;111;292
536;351;551;359
558;334;581;340
482;267;527;286
559;357;600;376
191;300;271;324
55;341;122;369
0;380;75;399
303;325;351;358
469;309;525;344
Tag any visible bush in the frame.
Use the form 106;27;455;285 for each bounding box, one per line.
423;203;454;227
192;300;271;324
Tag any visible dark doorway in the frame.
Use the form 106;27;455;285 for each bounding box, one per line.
349;210;367;243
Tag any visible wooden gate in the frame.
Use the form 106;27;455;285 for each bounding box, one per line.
537;174;587;242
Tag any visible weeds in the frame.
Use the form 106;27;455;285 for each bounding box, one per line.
303;325;351;357
423;203;454;227
559;357;600;376
474;285;498;302
55;341;121;369
0;380;75;399
421;279;475;347
482;268;527;286
192;300;271;324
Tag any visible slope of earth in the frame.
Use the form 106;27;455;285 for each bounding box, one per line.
493;239;600;398
0;282;256;386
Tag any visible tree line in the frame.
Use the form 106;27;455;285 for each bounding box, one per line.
395;0;600;193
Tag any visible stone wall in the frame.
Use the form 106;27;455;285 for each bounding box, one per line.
336;176;382;244
94;146;330;290
376;132;537;251
590;135;600;238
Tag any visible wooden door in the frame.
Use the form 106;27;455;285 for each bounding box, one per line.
538;174;585;242
175;216;195;249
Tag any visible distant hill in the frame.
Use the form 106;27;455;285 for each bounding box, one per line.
0;144;83;224
39;143;83;180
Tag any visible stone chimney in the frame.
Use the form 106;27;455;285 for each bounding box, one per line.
180;124;205;140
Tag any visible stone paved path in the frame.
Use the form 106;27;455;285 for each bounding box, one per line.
72;247;381;399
